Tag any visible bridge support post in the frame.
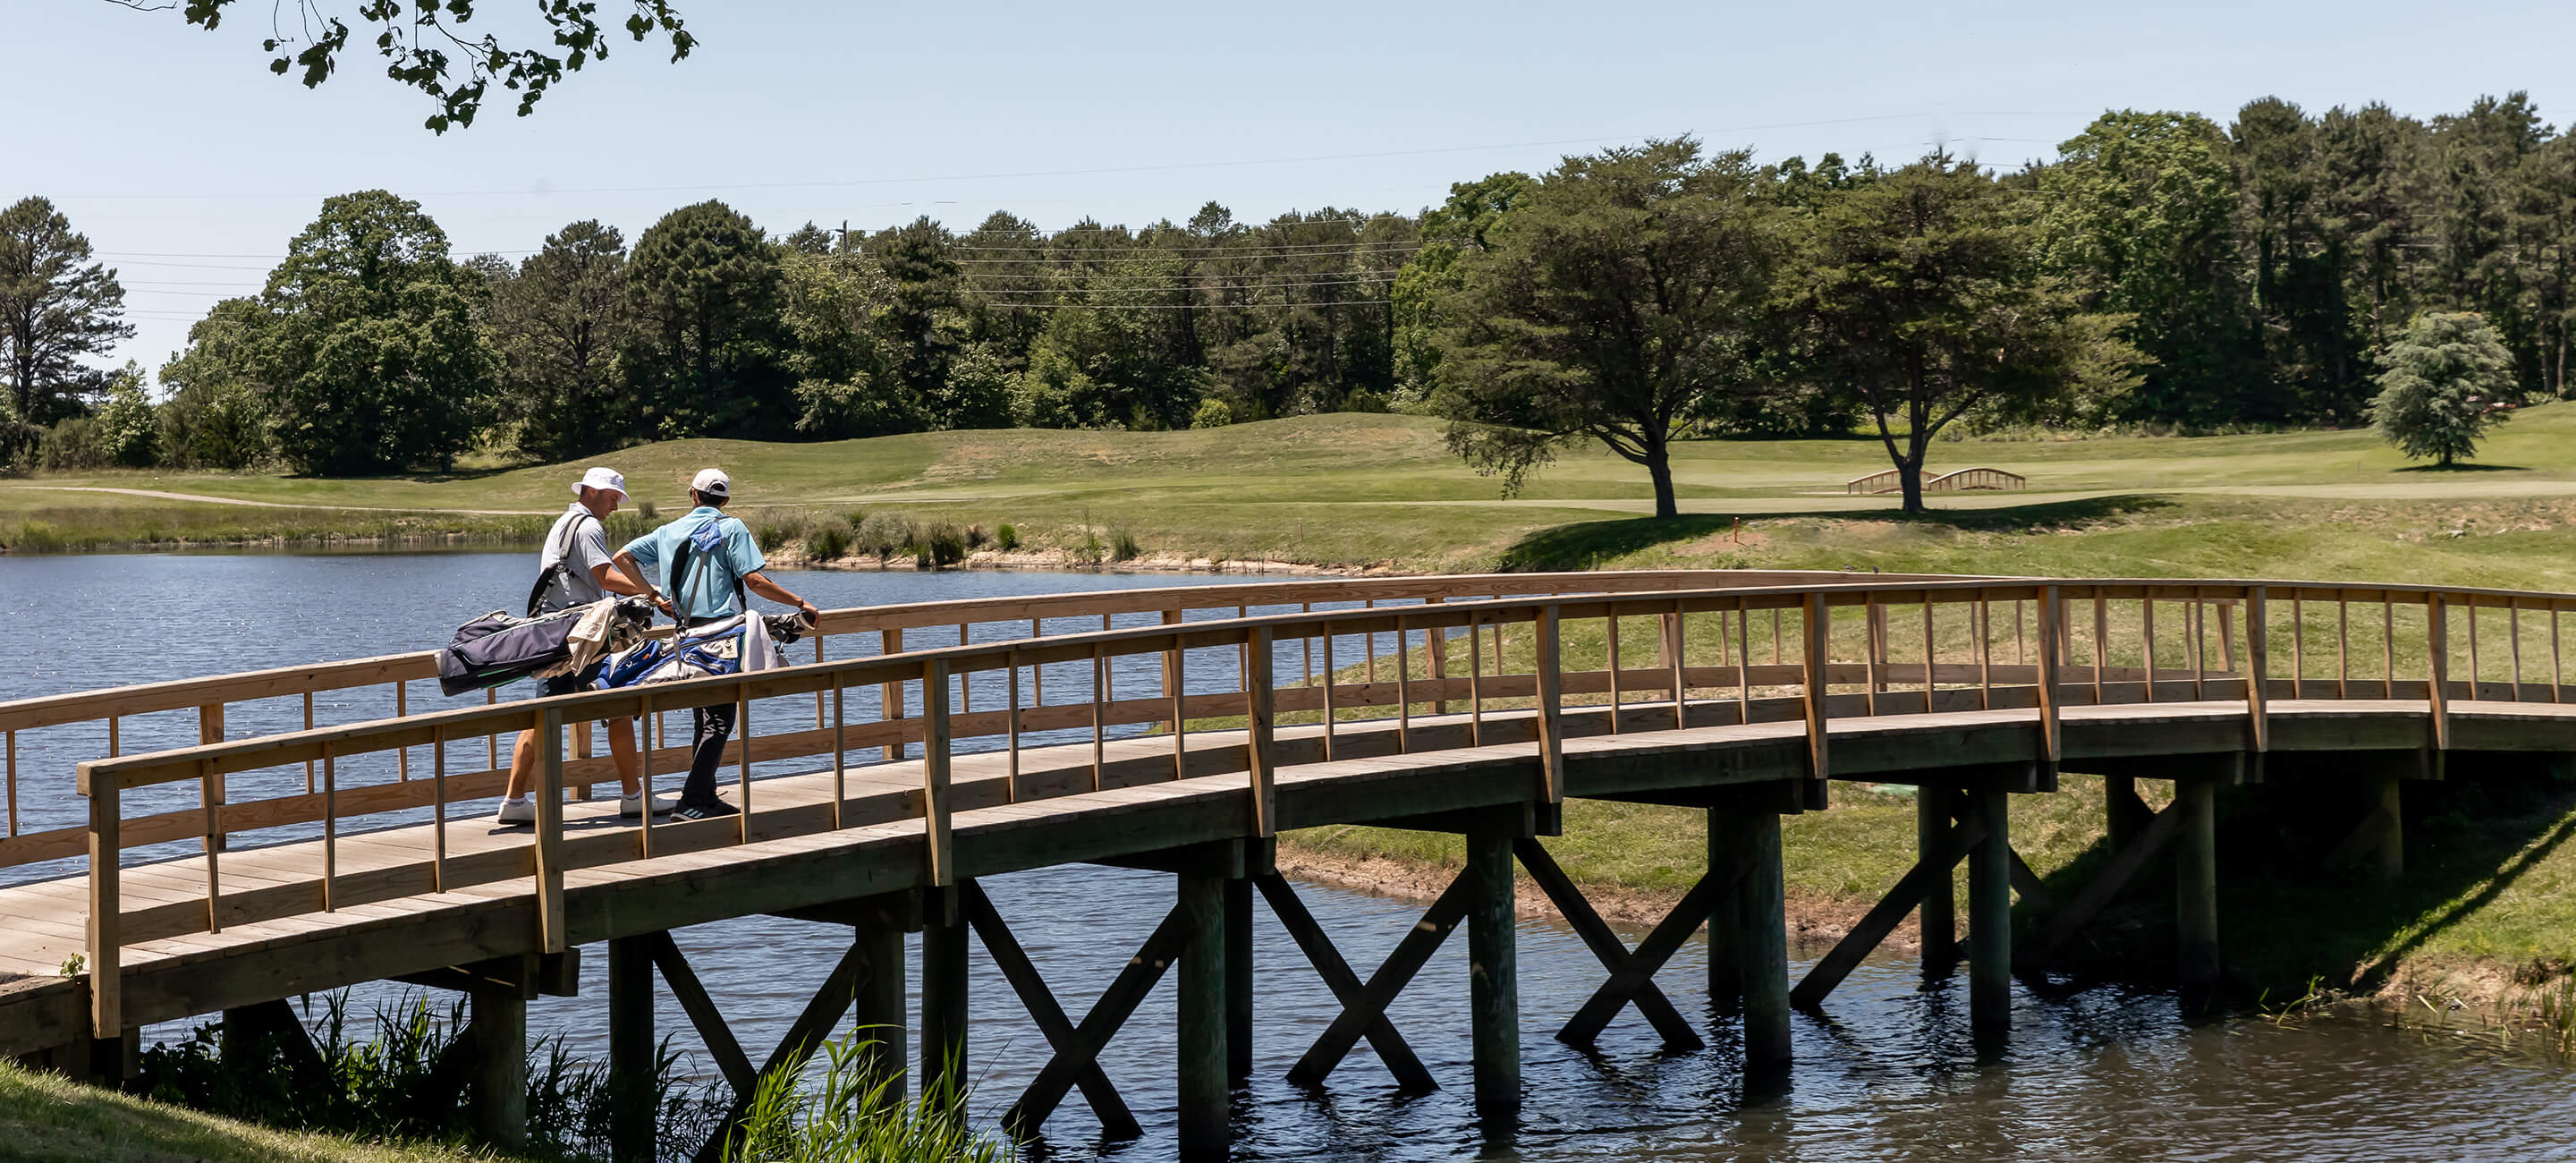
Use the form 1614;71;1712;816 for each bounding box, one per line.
2105;775;2152;853
1916;786;1957;966
1715;806;1792;1073
1966;789;2012;1036
1177;871;1228;1160
853;913;910;1099
921;886;970;1114
607;936;656;1163
467;978;528;1150
1465;828;1519;1117
2369;772;2403;881
1224;874;1254;1083
2177;780;2221;987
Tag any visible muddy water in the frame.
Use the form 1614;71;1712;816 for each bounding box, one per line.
2;553;2568;1160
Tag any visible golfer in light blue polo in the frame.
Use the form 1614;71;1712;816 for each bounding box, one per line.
610;468;819;820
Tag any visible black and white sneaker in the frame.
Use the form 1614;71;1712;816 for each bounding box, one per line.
672;800;741;821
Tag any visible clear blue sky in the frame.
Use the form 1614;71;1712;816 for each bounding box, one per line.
12;0;2576;373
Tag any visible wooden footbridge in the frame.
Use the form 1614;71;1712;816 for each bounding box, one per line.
1;568;2566;1159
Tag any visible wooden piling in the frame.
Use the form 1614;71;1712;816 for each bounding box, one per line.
1465;829;1519;1116
2370;772;2403;881
2176;780;2221;986
1177;872;1228;1160
468;979;528;1150
1916;786;1956;965
1224;875;1254;1083
1966;788;2012;1033
2106;774;2151;851
921;891;970;1112
1717;807;1792;1070
607;936;656;1163
853;918;908;1099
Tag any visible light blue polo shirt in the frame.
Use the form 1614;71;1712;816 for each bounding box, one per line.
623;506;767;622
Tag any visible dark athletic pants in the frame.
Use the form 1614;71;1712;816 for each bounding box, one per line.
683;702;737;807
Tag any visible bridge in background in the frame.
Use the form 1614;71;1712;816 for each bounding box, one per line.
0;568;2559;1160
1844;466;2029;495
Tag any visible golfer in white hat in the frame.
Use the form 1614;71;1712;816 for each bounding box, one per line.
496;466;666;824
611;466;821;820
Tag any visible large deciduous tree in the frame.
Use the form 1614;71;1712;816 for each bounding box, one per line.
1428;139;1783;519
622;200;792;440
2369;311;2515;466
258;191;495;475
1789;156;2142;514
485;220;633;461
0;197;131;439
123;0;693;132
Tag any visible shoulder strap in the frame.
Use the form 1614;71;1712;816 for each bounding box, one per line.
669;514;750;626
526;513;597;617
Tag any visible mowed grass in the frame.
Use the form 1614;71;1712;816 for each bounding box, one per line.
0;1056;498;1163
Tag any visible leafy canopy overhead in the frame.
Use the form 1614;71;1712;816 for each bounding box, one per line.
114;0;693;132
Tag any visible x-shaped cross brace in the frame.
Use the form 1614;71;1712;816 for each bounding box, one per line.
1523;837;1757;1050
978;883;1195;1137
1280;865;1481;1089
647;930;882;1163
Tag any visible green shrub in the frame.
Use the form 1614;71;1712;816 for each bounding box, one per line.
854;512;916;562
726;1029;1012;1163
1110;528;1141;562
995;523;1020;551
921;522;967;567
1191;397;1236;429
808;525;851;561
638;499;659;523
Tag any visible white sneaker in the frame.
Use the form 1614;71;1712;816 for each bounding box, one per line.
496;797;536;826
619;792;673;819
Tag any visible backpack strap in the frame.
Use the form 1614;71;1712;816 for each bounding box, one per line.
525;512;597;617
667;514;750;629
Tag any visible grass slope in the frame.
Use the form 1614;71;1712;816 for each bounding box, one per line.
0;1057;495;1163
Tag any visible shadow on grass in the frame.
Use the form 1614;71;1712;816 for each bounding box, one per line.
2034;760;2576;1002
1498;494;2181;572
2393;463;2530;473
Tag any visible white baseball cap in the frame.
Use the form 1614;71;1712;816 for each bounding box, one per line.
691;468;732;499
572;466;627;501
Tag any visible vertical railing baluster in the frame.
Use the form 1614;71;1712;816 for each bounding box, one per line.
486;687;498;771
2292;594;2306;700
432;725;449;889
735;680;753;845
1536;606;1565;805
303;692;315;792
2142;594;2158;704
6;728;18;837
1301;603;1315;686
199;758;220;934
1736;599;1753;724
815;634;828;728
634;693;651;862
2336;590;2350;700
959;625;973;715
395;681;410;782
1320;616;1338;760
1468;610;1485;747
2015;599;2027;666
320;744;337;912
1395;613;1413;752
1246;628;1277;838
1924;593;1938;710
1976;590;1994;710
831;674;847;827
1033;617;1047;705
1365;599;1378;686
2512;602;2527;702
1606;608;1623;734
2091;591;2107;706
535;709;565;952
2037;586;2063;766
1862;598;1883;715
1006;650;1022;802
1773;607;1784;666
923;659;954;887
1801;593;1831;786
2189;590;2207;700
2555;606;2565;704
1169;614;1190;779
2246;587;2271;755
2428;593;2452;751
1669;598;1689;730
1090;643;1106;791
2467;596;2483;702
1426;596;1451;715
882;629;906;762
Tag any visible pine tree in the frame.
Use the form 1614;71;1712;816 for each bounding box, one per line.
2369;311;2516;466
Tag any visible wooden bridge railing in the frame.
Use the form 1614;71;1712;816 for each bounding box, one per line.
0;570;1885;874
66;574;2576;1037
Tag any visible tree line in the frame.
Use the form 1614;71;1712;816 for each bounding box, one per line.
2;92;2567;510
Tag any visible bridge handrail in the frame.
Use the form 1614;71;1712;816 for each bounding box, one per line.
64;573;2565;1037
0;569;1922;861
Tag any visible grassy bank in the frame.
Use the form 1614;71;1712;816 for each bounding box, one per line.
13;410;2576;1010
0;1055;496;1163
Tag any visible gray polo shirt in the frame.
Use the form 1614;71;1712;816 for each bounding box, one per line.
537;504;614;611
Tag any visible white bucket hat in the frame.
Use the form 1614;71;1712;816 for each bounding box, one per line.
573;466;628;501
